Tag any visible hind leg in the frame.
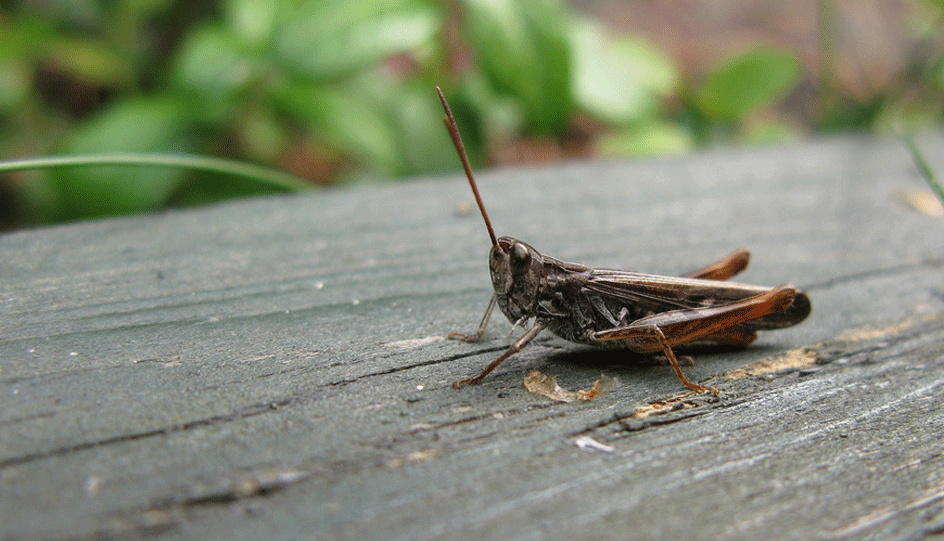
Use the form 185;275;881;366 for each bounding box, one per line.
592;285;797;394
683;249;750;280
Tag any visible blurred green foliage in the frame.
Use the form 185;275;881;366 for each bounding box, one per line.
0;0;942;227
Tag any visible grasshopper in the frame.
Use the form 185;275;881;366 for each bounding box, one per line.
436;87;811;395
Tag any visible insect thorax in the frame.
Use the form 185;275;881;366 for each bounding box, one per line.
537;280;651;347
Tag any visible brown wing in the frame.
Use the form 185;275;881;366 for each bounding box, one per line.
582;269;810;330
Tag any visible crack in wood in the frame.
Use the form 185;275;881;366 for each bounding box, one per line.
82;468;312;540
337;344;512;384
0;397;296;470
151;468;311;508
803;258;944;290
0;342;523;469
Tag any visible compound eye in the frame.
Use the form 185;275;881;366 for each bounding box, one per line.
511;242;531;267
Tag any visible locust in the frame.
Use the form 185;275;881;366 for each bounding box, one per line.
436;87;811;395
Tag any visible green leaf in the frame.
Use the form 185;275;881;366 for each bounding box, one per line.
918;0;944;17
169;171;288;209
698;47;799;120
63;98;193;157
597;122;693;157
239;106;288;162
461;0;573;132
0;60;31;111
35;0;103;28
385;83;464;176
273;83;398;171
122;0;178;17
570;19;676;124
276;0;439;79
47;98;197;219
457;70;525;143
610;37;677;97
0;18;56;59
224;0;279;47
45;37;134;87
742;119;800;144
172;25;255;119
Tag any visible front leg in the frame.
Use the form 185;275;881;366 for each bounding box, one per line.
453;320;546;388
449;295;497;342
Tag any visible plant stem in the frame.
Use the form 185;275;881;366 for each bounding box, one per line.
0;154;312;192
902;135;944;205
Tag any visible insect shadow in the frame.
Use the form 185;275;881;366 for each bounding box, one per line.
536;339;776;376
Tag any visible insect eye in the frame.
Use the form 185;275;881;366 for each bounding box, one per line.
511;242;531;267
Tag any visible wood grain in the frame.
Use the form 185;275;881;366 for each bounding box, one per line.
1;134;943;540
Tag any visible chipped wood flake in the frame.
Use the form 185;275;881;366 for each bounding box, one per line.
524;370;615;402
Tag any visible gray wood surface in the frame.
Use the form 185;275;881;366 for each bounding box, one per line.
2;134;943;540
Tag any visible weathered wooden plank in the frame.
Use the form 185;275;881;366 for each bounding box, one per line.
1;134;943;540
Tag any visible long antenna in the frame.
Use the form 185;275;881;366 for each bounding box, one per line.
436;86;498;248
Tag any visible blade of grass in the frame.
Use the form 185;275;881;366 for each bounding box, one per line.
901;134;944;205
0;153;312;192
